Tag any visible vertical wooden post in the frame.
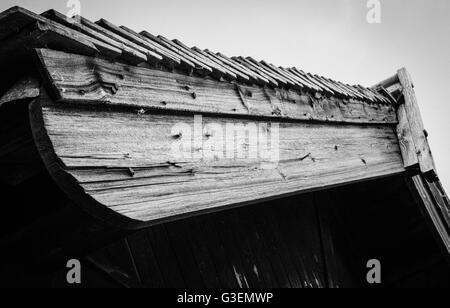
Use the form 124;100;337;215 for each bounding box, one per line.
397;68;435;176
396;103;419;168
408;175;450;261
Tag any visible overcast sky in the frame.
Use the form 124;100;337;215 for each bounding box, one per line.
2;0;449;190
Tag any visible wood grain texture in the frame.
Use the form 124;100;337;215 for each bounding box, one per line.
0;7;122;59
396;104;419;168
397;68;435;175
36;49;397;125
0;75;40;107
409;176;450;258
91;193;329;288
41;10;149;65
93;20;181;67
83;176;447;288
37;97;405;223
0;7;388;103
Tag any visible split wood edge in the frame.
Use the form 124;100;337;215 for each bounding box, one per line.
408;175;450;261
390;68;437;178
28;90;140;230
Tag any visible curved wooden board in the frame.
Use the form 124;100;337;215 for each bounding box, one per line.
36;49;398;126
29;92;405;226
29;94;140;229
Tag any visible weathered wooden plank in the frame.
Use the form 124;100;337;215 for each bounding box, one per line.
324;78;353;98
396;104;419;168
0;7;121;59
314;75;347;98
77;16;158;64
0;6;36;40
248;205;294;288
138;30;195;69
91;19;170;64
285;68;322;92
36;98;404;223
29;92;140;230
335;80;366;101
278;195;326;288
372;74;400;90
226;210;264;288
237;206;280;287
291;69;330;95
172;39;233;80
0;75;40;107
181;217;222;288
198;49;251;82
427;181;450;230
409;176;450;257
230;57;274;86
279;67;313;91
306;73;337;96
157;35;213;76
314;191;340;288
247;58;292;88
194;215;239;288
0;21;99;63
41;10;148;64
213;212;250;289
262;62;303;90
192;47;240;80
36;49;397;125
146;226;186;287
212;52;267;85
233;57;279;87
258;204;304;287
397;68;435;175
119;26;185;67
357;85;378;103
164;221;206;287
125;230;166;288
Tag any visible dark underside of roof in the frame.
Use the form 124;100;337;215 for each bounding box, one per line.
1;172;450;288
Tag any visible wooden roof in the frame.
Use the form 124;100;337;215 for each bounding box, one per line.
0;6;449;261
0;7;450;274
0;6;390;104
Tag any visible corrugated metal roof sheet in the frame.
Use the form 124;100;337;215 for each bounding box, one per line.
0;6;391;104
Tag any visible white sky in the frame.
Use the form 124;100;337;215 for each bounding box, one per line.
2;0;449;190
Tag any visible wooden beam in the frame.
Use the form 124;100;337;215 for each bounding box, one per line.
396;104;419;168
0;7;123;59
41;10;149;65
28;93;139;229
408;175;450;260
36;49;398;125
32;92;405;224
372;74;399;90
0;75;40;107
397;68;435;175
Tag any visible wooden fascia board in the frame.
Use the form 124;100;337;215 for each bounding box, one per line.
28;90;140;230
0;75;41;107
35;49;398;126
378;68;436;177
397;68;436;176
30;88;405;227
408;175;450;261
377;68;450;260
